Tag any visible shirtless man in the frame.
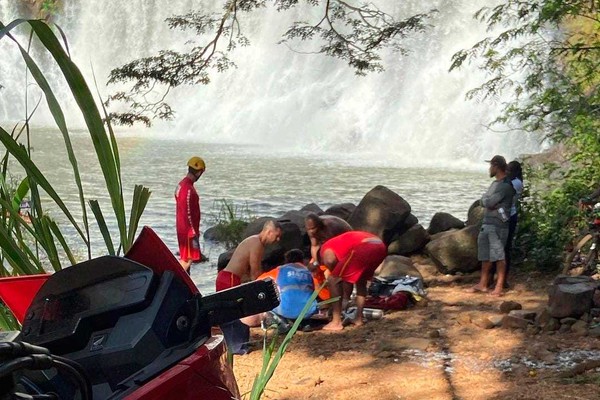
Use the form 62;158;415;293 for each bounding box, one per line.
216;220;283;290
215;219;282;355
305;213;352;300
320;231;387;331
305;213;352;264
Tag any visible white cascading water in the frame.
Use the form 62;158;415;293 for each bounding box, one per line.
0;0;542;167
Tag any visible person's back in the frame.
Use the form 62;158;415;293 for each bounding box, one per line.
272;263;317;319
223;235;261;281
321;215;352;241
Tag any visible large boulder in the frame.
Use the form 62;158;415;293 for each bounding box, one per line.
280;210;311;236
548;276;599;318
425;225;479;274
347;185;411;244
374;255;423;280
466;200;484;227
427;212;465;235
324;203;356;221
300;203;323;214
388;224;430;255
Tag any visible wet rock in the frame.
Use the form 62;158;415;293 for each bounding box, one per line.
591;308;600;318
499;301;522;314
502;315;533;330
508;310;536;321
427;212;465;235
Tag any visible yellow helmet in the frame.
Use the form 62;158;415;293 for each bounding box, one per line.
187;156;206;171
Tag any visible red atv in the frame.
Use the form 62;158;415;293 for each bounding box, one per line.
0;227;278;399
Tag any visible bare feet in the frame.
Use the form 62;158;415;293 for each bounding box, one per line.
490;290;504;297
465;285;488;294
350;318;364;327
322;321;344;331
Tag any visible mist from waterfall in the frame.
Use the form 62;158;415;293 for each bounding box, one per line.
0;0;542;168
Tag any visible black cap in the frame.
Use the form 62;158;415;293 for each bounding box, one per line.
485;155;507;170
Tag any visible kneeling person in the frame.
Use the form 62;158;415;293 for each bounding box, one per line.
260;249;317;321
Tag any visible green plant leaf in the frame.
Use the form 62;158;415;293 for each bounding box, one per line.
89;200;116;256
24;20;128;251
127;185;151;250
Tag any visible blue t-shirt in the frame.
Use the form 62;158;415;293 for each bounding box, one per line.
273;263;317;319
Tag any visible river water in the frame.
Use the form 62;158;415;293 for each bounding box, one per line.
24;129;490;294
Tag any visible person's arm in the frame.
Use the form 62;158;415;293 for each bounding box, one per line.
249;241;264;280
482;182;513;210
183;186;197;237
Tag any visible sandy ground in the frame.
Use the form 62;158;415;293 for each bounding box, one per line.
232;268;600;400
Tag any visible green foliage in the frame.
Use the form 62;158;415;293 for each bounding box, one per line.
453;1;600;271
107;1;435;126
212;199;252;249
0;19;152;326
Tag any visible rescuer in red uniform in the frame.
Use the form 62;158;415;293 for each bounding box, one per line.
175;156;205;273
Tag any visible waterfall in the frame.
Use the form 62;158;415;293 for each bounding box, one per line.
0;0;542;167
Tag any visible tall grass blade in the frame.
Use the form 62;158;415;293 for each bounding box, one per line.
0;224;38;275
24;20;128;251
47;218;77;265
126;185;151;249
89;200;116;256
0;126;87;243
11;177;29;211
9;32;91;255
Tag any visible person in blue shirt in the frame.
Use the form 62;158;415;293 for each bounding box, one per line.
266;249;317;320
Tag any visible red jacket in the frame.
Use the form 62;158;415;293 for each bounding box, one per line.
175;176;200;238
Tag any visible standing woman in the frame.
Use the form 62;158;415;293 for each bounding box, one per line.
505;160;523;286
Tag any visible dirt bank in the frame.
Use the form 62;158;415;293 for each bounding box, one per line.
233;269;600;399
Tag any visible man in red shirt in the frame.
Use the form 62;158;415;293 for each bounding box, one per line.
175;156;205;272
320;231;387;331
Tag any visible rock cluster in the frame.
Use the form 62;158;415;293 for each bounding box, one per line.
208;185;484;272
469;276;600;337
